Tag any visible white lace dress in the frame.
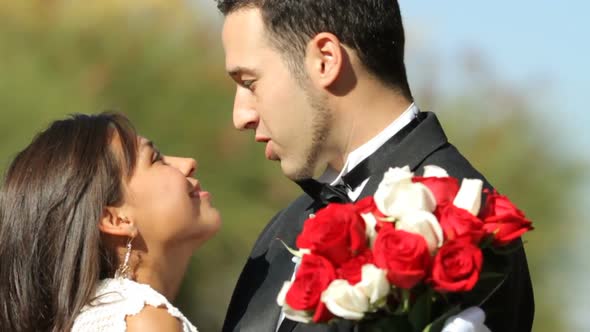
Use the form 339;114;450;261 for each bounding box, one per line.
72;278;198;332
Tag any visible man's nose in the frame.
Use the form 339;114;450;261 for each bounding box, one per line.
233;88;259;130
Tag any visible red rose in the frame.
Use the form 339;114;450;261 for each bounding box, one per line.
312;302;334;323
285;254;336;323
480;190;534;246
481;189;526;218
354;196;379;214
296;203;367;266
413;176;460;206
436;204;485;244
354;196;390;234
430;239;483;292
373;226;431;289
336;249;374;285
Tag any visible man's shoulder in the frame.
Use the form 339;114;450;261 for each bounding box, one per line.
417;142;492;186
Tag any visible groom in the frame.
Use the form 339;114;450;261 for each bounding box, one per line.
218;1;534;331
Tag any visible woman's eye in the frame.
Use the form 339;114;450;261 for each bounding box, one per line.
152;151;163;164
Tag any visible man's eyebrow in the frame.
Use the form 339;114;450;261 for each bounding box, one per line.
228;66;259;77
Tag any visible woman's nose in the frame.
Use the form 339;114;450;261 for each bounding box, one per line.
164;156;197;177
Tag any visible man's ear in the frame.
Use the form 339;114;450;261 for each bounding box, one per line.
305;32;344;88
98;207;137;238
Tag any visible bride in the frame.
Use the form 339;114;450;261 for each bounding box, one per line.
0;113;220;331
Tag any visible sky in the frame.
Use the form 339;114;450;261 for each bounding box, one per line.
400;1;589;154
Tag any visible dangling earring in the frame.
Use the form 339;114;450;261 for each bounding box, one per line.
115;237;133;279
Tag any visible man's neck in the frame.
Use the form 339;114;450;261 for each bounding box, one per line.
327;83;413;171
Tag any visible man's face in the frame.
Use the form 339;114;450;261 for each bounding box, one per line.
222;8;331;180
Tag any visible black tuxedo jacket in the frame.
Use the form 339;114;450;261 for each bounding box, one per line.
223;112;534;332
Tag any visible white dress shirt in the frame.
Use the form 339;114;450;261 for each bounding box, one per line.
317;102;419;200
276;103;420;330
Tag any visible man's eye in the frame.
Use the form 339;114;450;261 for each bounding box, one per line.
242;80;255;90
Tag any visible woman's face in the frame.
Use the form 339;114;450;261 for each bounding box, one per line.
120;136;221;251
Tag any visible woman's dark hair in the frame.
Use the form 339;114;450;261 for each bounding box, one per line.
217;0;412;100
0;113;138;331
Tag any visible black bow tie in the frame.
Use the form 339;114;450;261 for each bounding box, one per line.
295;114;423;208
295;166;368;206
296;179;350;206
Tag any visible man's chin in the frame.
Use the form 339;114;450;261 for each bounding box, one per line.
280;161;318;181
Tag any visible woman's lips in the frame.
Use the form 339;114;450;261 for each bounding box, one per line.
189;182;202;198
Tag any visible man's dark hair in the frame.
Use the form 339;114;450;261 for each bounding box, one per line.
217;0;412;100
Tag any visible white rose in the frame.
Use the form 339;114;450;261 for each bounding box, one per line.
355;264;390;307
380;165;414;184
396;210;443;255
422;165;450;178
276;281;313;323
442;307;491;332
321;280;369;320
374;166;436;219
453;179;483;216
360;212;378;246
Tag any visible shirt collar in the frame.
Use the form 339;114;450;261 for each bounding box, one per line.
318;103;420;186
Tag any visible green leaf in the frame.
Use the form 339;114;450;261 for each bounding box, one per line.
278;239;306;258
408;289;434;332
478;235;495;249
490;241;524;255
402;289;411;313
479;272;505;280
377;216;397;222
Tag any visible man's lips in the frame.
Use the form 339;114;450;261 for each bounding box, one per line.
256;136;279;160
255;135;270;143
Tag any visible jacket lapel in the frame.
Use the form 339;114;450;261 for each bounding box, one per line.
358;112;448;200
238;196;315;332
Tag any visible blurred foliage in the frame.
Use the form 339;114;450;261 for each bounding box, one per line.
0;1;585;331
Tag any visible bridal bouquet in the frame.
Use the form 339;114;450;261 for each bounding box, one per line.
277;165;533;331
